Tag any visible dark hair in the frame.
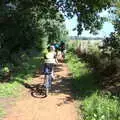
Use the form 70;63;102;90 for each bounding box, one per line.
47;46;51;52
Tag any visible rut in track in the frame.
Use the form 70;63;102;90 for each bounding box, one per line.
3;63;78;120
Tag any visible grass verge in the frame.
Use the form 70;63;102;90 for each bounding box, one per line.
0;106;6;118
0;54;42;97
66;52;120;120
0;50;42;118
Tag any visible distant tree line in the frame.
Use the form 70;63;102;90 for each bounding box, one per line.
69;36;104;40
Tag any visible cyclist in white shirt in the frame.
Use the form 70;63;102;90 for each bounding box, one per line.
44;45;58;80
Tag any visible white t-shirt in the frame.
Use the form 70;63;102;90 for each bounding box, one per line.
44;52;56;64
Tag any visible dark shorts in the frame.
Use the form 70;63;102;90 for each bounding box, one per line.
44;63;54;75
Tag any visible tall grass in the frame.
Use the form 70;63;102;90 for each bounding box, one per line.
66;52;120;120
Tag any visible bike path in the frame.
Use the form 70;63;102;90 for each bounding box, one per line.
3;63;78;120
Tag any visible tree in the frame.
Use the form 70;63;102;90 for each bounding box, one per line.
0;0;67;64
57;0;114;34
0;0;116;64
102;1;120;57
1;0;115;35
99;1;120;76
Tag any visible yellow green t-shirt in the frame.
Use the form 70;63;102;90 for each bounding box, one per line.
44;51;56;64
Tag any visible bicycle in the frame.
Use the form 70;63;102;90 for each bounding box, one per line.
23;81;47;98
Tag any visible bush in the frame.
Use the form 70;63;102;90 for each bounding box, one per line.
67;51;120;120
83;92;120;120
0;66;11;82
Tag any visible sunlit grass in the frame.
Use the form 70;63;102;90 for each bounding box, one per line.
66;52;98;98
83;93;120;120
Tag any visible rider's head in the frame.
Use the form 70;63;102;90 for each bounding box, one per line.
48;45;55;52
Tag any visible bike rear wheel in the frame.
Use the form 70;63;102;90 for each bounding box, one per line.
31;85;46;98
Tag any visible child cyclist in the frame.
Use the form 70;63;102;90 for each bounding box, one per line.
43;45;58;89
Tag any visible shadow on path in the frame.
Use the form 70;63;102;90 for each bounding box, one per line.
16;63;74;100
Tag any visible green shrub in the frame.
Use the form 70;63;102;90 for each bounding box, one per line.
67;52;120;120
0;49;42;97
83;93;120;120
0;66;10;81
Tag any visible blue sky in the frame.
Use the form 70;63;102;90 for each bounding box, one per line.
64;11;115;37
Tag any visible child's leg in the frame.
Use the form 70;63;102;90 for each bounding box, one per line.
51;64;55;80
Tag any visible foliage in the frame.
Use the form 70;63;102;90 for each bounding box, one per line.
83;93;120;120
0;66;10;81
0;0;117;67
101;0;120;61
0;49;42;97
66;52;98;98
67;40;103;73
0;49;42;120
101;33;120;61
1;67;10;73
57;0;114;34
99;2;120;76
66;51;120;120
0;0;67;66
0;0;116;62
68;35;120;92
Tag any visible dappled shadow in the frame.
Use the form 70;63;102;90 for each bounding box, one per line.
55;64;63;67
14;57;100;100
50;76;72;95
56;96;74;107
14;61;74;99
102;73;120;95
32;70;41;77
76;53;120;96
0;55;41;84
54;65;63;72
33;64;64;77
58;58;65;63
17;60;99;100
71;73;99;100
0;73;11;83
17;80;46;98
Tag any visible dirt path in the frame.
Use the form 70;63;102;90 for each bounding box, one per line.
3;63;78;120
